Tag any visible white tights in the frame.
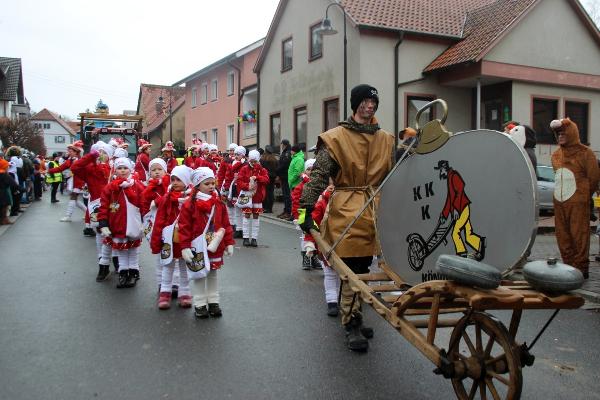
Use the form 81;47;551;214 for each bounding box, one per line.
155;255;180;290
160;259;189;296
323;264;340;304
190;270;219;308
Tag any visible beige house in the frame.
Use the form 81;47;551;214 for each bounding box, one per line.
254;0;600;165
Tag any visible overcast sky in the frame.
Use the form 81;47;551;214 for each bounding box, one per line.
1;0;280;120
2;0;598;121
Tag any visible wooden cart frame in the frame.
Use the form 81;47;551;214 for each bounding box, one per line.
313;232;584;400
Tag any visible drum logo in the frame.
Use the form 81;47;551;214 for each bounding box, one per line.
406;160;486;271
186;248;207;272
161;243;171;259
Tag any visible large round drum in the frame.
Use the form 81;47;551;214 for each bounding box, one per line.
378;129;537;285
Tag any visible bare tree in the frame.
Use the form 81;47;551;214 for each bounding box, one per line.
0;118;47;156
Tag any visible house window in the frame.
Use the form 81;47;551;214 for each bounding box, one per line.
310;23;323;60
533;98;558;144
54;135;65;143
294;107;307;145
201;131;208;142
227;124;235;145
323;98;339;131
565;101;589;144
406;95;435;129
211;128;218;144
282;37;293;72
201;83;208;104
211;79;218;101
192;87;197;107
227;72;235;96
270;113;281;147
44;123;51;129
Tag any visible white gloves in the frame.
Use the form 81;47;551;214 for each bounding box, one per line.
181;248;194;263
100;227;111;237
224;245;234;257
303;241;316;256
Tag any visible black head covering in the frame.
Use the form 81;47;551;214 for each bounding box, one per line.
350;84;379;114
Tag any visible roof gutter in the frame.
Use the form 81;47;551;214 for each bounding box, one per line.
394;31;405;152
358;24;462;41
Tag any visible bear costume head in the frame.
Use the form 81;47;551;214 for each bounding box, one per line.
550;118;580;148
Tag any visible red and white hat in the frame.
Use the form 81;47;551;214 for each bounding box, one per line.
67;140;84;153
188;138;202;151
138;139;152;151
162;141;175;152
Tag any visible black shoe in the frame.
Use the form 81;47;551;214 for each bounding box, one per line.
9;213;18;216
117;270;128;288
360;326;374;339
51;199;60;203
583;271;590;279
250;239;258;247
171;285;179;299
344;317;369;352
327;302;339;317
234;231;243;239
125;270;139;288
194;305;209;319
302;252;312;270
311;255;322;269
112;256;120;273
243;238;250;247
208;303;222;317
96;265;110;282
83;227;95;237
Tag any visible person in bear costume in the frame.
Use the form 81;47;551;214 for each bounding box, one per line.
550;118;599;279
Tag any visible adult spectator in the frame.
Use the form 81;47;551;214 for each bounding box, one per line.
276;139;292;219
550;118;600;279
288;144;305;190
6;146;23;216
0;158;20;224
32;158;43;201
46;153;63;203
260;145;279;213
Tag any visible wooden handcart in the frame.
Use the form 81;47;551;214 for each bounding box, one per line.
314;232;583;400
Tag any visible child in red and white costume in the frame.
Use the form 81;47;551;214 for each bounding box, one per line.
71;141;113;281
179;167;234;318
134;139;153;182
224;146;247;238
291;159;316;269
217;143;238;229
97;157;145;289
151;165;193;309
236;149;269;247
161;141;179;173
48;140;86;222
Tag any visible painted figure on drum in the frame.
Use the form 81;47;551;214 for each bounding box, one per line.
435;160;486;260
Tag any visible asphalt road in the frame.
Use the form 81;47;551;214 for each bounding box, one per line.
1;196;599;400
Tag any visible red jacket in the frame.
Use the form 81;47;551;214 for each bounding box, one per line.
441;169;470;219
178;192;234;263
150;191;185;256
71;153;110;201
48;156;85;190
237;162;269;204
313;188;332;225
141;175;170;216
194;156;218;175
184;156;198;168
165;157;178;173
97;178;145;238
224;159;246;192
217;158;232;189
134;152;150;181
291;174;310;219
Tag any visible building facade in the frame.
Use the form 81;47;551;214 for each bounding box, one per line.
0;57;30;119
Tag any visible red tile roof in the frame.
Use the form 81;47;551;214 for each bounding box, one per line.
424;0;538;72
137;84;185;134
341;0;498;37
31;108;76;135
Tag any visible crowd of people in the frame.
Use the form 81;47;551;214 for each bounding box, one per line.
2;83;598;353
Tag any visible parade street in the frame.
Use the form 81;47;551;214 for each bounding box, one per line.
1;198;600;400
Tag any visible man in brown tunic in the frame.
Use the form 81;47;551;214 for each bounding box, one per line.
299;84;394;352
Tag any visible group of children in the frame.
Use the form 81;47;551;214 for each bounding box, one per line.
64;138;272;318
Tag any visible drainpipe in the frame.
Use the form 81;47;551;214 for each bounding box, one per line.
256;75;260;149
476;78;482;129
227;59;242;145
394;32;405;152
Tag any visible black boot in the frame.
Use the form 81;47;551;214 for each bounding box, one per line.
243;238;250;247
344;316;369;352
311;254;322;269
83;227;95;237
250;239;258;247
208;303;222;317
96;265;110;282
112;256;120;273
302;252;312;270
327;302;339;317
117;270;128;288
125;269;139;288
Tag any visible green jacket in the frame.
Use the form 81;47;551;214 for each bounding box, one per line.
287;150;305;189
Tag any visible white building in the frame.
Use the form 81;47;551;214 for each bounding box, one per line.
31;109;76;156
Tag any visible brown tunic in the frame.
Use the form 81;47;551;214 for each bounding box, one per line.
319;125;394;257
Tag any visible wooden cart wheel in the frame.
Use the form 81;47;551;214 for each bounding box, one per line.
448;312;522;400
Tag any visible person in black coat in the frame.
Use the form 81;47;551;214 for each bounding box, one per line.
276;139;292;218
260;146;279;213
0;159;20;225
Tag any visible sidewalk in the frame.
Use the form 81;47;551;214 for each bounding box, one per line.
263;201;600;305
0;201;32;238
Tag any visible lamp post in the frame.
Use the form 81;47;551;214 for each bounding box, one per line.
155;87;173;143
316;2;347;120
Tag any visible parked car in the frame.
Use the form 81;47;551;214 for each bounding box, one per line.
537;165;554;212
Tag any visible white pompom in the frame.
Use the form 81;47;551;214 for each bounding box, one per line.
550;119;562;130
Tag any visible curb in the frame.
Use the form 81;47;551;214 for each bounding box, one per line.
574;288;600;304
261;213;295;229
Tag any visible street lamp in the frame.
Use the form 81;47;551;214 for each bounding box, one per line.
155;88;173;143
316;3;347;119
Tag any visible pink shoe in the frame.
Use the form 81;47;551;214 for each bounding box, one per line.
158;292;171;310
178;295;192;308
